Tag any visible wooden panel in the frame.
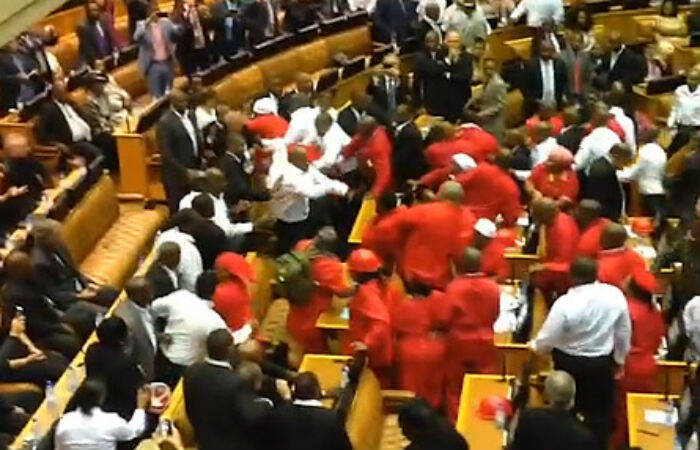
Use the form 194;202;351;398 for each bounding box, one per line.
324;26;372;59
345;369;384;450
627;393;676;450
456;375;511;450
298;354;351;392
348;196;376;244
115;133;150;196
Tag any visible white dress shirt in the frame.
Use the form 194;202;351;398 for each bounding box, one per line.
617;142;667;195
668;84;700;127
609;46;625;71
575;126;621;174
151;289;228;366
172;108;199;156
179;191;253;238
539;59;556;106
285;106;320;146
532;282;631;365
510;0;564;27
684;296;700;361
531;136;558;166
55;408;147;450
154;227;203;293
314;122;352;170
609;106;636;150
195;106;217;132
56;101;92;142
270;163;349;223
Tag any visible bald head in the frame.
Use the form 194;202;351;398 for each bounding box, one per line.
600;222;627;250
575;199;601;229
532;198;557;225
438;181;464;204
125;277;153;307
3;133;30;159
237;360;263;392
459;247;482;274
544;371;576;410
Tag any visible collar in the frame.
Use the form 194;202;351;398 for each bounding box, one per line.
205;357;232;369
612;45;625;57
395;120;411;133
172;108;190;120
293;399;323;407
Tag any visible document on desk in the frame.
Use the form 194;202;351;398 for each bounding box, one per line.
644;408;678;427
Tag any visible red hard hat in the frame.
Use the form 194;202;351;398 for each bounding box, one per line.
631;217;654;236
215;252;256;283
477;395;513;421
347;248;383;273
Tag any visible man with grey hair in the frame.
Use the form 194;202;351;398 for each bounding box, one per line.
510;371;595;450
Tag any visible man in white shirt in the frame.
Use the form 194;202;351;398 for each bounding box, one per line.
270;147;349;253
608;82;636;150
313;111;352;171
509;0;564;27
531;121;559;167
285;105;321;146
668;65;700;154
575;103;621;174
151;275;228;382
531;257;631;449
442;0;491;48
155;224;204;293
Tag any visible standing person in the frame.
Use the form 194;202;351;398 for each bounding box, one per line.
413;32;446;117
575;102;622;175
443;0;490;49
134;8;182;98
212;252;256;339
523;41;568;117
367;54;408;121
574;199;610;258
146;242;181;299
114;277;157;382
583;143;634;222
173;0;212;77
470;218;510;281
399;398;469;450
595;223;646;289
559;31;593;103
155;211;205;293
444;247;500;420
466;58;507;141
595;31;647;90
157;89;203;211
392;104;427;192
345;249;393;385
55;379;149;450
0;38;42;111
373;0;415;45
210;0;245;60
126;0;151;39
510;371;596;450
78;1;119;68
531;257;631;449
667;65;700;155
341;117;393;199
509;0;564;27
442;31;473;123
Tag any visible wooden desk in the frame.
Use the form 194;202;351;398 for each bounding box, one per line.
317;310;349;331
627;393;677;450
456;374;512;450
298;354;351;393
348;195;376;244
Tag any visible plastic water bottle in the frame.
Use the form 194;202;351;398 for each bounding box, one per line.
45;381;59;418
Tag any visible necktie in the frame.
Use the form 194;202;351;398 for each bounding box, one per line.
573;55;582;95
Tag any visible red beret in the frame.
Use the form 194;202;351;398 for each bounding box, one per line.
215;252;255;283
347;248;383;273
631;268;659;295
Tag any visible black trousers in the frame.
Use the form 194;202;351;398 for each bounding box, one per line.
552;349;615;450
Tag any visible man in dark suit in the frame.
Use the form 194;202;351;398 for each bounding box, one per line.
595;31;647;90
281;0;319;32
184;329;263;450
114;277;156;382
261;372;352;450
0;39;42;112
210;0;245;59
556;105;586;153
243;0;279;45
413;31;448;118
146;242;180;299
367;54;409;122
510;371;595;450
217;132;270;205
583;143;634;221
392;104;427;191
559;31;593;103
190;195;228;269
373;0;416;44
77;1;119;68
319;0;348;19
157;88;203;212
523;40;568;116
337;90;391;136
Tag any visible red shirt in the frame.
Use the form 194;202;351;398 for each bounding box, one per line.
246;114;289;139
456;162;522;226
597;247;646;288
213;279;253;331
346;279;393;367
529;163;580;201
576;218;611;258
453;125;499;162
424;139;478;169
624;297;665;389
343;127;393;197
481;237;510;282
542;211;580;272
445;274;500;356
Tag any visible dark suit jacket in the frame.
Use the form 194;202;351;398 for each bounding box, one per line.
556;125;586;154
192;219;227;270
30;245;87;311
373;0;415;44
217;152;270;204
1;280;66;341
146;263;177;299
0;50;40;110
337;106;361;137
36;100;84;145
210;0;245;57
283;2;318;32
261;402;352;450
584;156;623;221
85;342;144;419
443;53;473;121
393;122;426;187
279;91;312;120
77;19;117;67
157;109;202;207
510;408;595;450
126;0;150;37
113;299;156;381
523;57;568;112
366;74;409;119
413;50;447;117
597;47;647;89
184;361;264;450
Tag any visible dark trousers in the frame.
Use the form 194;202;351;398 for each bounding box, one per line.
642;194;667;228
154;350;186;388
669;125;700;156
552;349;615;450
274;196;333;255
92;132;119;172
0;337;68;384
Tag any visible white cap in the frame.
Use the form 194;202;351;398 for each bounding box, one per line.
452;153;477;171
253;97;278;116
474;218;496;238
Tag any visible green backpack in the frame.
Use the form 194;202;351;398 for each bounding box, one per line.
275;250;316;305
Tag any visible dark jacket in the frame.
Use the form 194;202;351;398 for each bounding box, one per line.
77;19;117;67
523;57;568;113
30;244;87;311
442;52;473;122
510;408;595;450
113;299;156;381
146;263;177;299
216;152;270;204
36;100;87;146
0;50;40;111
392;121;426;187
337;106;362;137
191;219;227;270
210;0;245;58
261;402;353;450
367;74;410;119
157;109;202;209
596;47;647;89
584;156;623;221
413;49;447;117
1;280;66;340
373;0;415;44
556;125;586;154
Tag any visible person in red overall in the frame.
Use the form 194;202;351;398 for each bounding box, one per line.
471;218;511;282
525;103;564;142
419;153;477;190
341;117;393;198
444;247;501;420
245;97;289;140
286;227;353;354
612;269;665;448
453;123;499;162
530;198;580;303
575;199;610;258
527;147;579;202
388;280;450;409
345;248;393;386
597;223;646;289
362;192;407;266
213;252;256;333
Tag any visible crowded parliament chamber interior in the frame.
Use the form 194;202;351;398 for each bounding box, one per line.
7;0;700;449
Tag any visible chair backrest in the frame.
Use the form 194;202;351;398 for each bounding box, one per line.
345;368;384;450
61;173;120;264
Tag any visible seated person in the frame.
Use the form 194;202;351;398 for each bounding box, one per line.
82;71;132;135
398;398;468;450
526;147;579;202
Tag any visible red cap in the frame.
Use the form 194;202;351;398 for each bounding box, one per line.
215;252;255;283
477;395;513;421
631;217;654;236
347;248;383;273
631;268;659;294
